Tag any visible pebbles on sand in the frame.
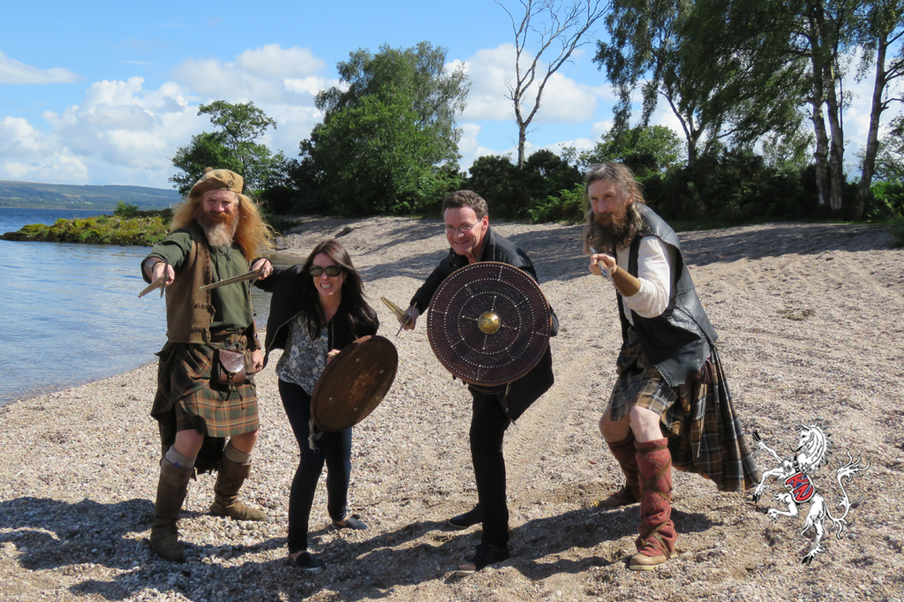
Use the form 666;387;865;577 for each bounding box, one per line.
2;216;903;602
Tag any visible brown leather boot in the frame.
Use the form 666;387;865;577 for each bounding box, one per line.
597;431;641;508
209;458;266;520
149;460;193;562
629;438;677;570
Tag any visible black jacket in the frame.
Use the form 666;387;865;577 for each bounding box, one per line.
255;264;379;368
617;205;718;387
410;227;556;420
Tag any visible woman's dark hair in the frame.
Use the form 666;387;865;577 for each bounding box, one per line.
298;238;377;340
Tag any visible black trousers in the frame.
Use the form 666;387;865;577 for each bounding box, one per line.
469;389;512;549
278;380;351;554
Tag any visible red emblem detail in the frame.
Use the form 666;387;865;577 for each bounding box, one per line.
784;472;815;503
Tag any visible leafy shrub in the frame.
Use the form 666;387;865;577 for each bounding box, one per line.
114;202;139;217
527;184;586;223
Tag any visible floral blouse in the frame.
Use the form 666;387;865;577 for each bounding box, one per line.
276;313;329;395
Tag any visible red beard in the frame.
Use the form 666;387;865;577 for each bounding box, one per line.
196;209;238;247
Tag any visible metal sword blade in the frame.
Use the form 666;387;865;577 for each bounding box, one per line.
138;274;167;298
198;267;263;291
381;296;411;335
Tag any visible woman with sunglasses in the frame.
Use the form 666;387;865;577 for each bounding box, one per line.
255;238;379;571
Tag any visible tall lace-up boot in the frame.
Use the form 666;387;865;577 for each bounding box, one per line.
629;437;677;570
597;431;642;509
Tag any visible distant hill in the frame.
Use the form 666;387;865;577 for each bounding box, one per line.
0;180;181;210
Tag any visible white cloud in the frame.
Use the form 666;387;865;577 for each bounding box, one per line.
236;44;326;79
457;122;484;158
284;77;325;96
0;117;46;156
0;44;339;186
40;77;198;174
590;120;611;139
0;51;81;84
0;152;89;183
457;45;599;123
172;58;286;102
171;44;331;104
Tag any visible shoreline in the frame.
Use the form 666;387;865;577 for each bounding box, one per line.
2;217;902;601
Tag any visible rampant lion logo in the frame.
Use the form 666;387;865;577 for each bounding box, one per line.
751;424;869;564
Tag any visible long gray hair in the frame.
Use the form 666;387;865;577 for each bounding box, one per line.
581;163;647;254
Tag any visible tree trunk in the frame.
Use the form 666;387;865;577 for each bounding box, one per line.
824;64;846;213
517;125;527;168
811;97;830;208
856;34;889;220
807;8;831;208
515;99;527;168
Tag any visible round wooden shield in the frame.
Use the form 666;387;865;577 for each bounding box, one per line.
426;261;551;386
310;335;398;432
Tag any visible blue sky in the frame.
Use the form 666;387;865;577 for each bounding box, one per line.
0;0;898;189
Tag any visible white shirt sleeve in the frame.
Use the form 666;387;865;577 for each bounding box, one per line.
615;236;675;323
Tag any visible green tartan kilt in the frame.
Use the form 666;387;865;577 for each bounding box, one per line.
608;330;761;493
152;341;259;440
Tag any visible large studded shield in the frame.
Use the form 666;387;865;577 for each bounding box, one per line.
426;261;551;386
310;335;398;432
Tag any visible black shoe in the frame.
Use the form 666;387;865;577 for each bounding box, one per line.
443;506;482;531
453;543;510;576
332;514;369;530
289;551;323;571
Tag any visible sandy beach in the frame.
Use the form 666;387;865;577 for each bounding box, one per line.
1;216;902;602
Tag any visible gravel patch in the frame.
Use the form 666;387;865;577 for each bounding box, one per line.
2;217;902;601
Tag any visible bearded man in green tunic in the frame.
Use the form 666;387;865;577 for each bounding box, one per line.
141;168;274;561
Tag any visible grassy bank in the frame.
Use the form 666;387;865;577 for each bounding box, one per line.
0;208;171;245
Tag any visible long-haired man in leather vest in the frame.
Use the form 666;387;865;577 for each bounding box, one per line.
584;163;760;571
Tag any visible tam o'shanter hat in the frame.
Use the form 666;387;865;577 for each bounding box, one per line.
188;167;244;201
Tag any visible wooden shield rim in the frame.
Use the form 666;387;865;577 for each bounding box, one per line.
310;335;398;432
426;261;551;386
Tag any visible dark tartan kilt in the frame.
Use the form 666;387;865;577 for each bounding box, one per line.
152;341;259;440
608;332;761;492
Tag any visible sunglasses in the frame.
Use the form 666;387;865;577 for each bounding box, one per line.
309;264;343;277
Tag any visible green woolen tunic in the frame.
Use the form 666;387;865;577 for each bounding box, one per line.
145;230;254;332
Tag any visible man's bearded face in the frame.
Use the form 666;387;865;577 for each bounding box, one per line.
587;179;640;251
197;190;239;247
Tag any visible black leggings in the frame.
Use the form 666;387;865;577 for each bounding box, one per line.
278;380;352;554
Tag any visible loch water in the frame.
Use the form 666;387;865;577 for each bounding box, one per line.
0;208;279;407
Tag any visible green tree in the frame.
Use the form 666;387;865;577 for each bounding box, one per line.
872;114;904;183
170;101;284;195
300;42;470;215
303;91;453;215
854;0;904;218
465;150;581;219
594;0;808;166
579;124;685;177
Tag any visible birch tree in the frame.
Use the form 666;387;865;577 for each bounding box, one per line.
854;0;904;218
595;0;807;166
